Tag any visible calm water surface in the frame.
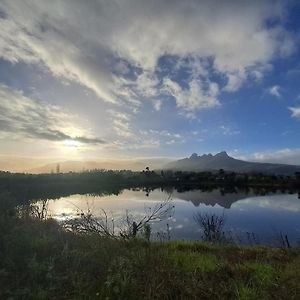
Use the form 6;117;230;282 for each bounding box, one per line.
43;188;300;245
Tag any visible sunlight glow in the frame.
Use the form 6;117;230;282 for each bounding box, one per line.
63;139;81;148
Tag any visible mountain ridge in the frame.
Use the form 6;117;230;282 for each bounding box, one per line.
164;151;300;175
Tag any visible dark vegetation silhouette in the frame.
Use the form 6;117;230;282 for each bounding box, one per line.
0;169;299;208
194;212;226;243
193;212;294;248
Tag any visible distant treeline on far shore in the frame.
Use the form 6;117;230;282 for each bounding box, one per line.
0;168;300;203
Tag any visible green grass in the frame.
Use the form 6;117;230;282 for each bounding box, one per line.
1;216;300;299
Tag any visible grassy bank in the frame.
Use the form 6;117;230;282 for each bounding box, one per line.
1;215;300;300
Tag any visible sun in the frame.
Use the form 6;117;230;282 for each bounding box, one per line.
63;139;81;148
60;139;83;158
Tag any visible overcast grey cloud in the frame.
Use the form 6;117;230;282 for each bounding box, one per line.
0;84;105;144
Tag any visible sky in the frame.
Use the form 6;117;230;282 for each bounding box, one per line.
0;0;300;171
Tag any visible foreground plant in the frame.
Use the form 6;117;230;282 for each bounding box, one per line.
194;212;226;242
63;195;175;240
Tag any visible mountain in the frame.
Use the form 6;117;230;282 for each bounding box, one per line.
164;151;300;175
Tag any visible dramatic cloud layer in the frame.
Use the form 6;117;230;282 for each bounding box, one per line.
0;84;104;144
0;0;294;112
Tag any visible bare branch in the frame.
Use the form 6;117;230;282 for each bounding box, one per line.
63;194;174;241
194;211;226;243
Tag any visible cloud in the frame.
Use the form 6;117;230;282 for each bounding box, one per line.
223;72;246;92
153;100;162;111
108;109;134;138
105;109;186;151
140;129;181;139
288;106;300;118
162;78;220;111
251;148;300;165
0;84;104;144
220;125;240;136
0;0;295;111
135;71;160;98
268;85;281;97
72;136;105;145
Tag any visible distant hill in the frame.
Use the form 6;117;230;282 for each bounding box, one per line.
164;151;300;175
27;158;173;174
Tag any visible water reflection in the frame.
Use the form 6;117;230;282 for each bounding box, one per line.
38;188;300;246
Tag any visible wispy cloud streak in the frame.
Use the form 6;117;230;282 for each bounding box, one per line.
0;85;105;144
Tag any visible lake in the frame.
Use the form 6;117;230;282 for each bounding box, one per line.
40;188;300;246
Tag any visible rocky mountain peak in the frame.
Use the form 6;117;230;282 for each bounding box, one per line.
214;151;229;158
189;153;198;159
